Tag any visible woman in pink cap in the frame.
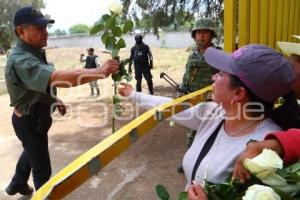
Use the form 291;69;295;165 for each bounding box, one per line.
118;44;298;195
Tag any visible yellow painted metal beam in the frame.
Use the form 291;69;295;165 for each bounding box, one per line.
250;0;260;43
32;86;212;200
268;0;277;48
259;0;269;45
238;0;250;48
224;0;237;52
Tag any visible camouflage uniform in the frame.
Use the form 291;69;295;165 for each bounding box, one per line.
181;18;220;149
181;46;219;92
181;46;219;148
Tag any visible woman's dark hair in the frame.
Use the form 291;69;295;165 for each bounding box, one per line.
229;75;298;130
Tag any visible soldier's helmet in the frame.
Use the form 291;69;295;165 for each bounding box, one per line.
191;18;217;38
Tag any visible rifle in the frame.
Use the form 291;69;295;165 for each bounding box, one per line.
160;72;191;94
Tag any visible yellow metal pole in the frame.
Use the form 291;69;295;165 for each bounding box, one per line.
259;0;269;45
224;0;237;52
275;0;284;50
238;0;250;48
282;0;290;41
32;87;212;200
288;0;296;42
250;0;260;43
268;0;277;48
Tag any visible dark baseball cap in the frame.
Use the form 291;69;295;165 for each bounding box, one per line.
14;6;55;27
204;44;296;103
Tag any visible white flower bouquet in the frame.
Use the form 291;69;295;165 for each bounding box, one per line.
204;149;300;200
155;149;300;200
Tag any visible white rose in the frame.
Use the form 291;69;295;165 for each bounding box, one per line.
244;149;283;179
109;2;123;15
243;185;281;200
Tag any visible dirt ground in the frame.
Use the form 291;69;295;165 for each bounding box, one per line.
0;48;189;200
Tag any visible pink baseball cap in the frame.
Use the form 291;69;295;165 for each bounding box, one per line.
204;44;296;103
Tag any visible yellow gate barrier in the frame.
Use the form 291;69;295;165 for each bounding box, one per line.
32;86;212;200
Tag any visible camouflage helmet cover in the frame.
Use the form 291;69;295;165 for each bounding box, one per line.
191;18;217;38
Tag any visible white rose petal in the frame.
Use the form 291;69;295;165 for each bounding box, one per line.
243;149;283;179
251;149;283;169
243;185;281;200
109;2;123;15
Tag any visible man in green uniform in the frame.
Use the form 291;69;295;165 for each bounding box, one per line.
5;6;119;196
178;18;221;173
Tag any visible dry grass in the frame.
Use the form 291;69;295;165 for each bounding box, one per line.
45;47;189;98
0;47;190;97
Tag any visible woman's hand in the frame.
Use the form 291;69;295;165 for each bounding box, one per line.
118;82;133;97
187;181;208;200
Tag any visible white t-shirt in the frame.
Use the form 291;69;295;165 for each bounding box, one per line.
129;91;281;186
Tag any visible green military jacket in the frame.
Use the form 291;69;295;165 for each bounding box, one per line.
181;45;220;92
5;39;56;115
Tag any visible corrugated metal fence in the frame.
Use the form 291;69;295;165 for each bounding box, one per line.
224;0;300;52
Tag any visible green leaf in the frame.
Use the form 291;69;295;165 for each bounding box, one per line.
102;14;111;22
106;16;116;29
273;188;295;200
123;20;134;34
105;36;116;51
178;192;188;200
114;104;122;117
111;26;123;37
121;58;131;66
155;184;170;200
125;75;132;82
112;73;122;82
113;95;121;104
101;31;110;44
116;38;126;48
285;162;300;173
89;23;104;35
287;173;300;182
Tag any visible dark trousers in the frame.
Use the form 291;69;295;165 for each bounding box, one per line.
10;105;52;190
134;66;153;94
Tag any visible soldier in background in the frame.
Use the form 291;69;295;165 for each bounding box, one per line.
80;48;101;96
129;35;154;95
178;18;221;173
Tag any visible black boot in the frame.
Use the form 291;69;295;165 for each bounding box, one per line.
147;79;154;95
5;182;34;196
136;79;142;92
90;88;94;96
96;88;100;96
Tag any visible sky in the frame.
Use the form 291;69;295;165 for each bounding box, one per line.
42;0;120;31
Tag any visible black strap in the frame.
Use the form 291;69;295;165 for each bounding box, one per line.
191;119;225;183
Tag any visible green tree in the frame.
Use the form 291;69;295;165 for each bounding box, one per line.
121;0;223;35
50;29;68;36
0;0;45;51
69;23;90;34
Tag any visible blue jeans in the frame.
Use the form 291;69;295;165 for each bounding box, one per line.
10;104;52;190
